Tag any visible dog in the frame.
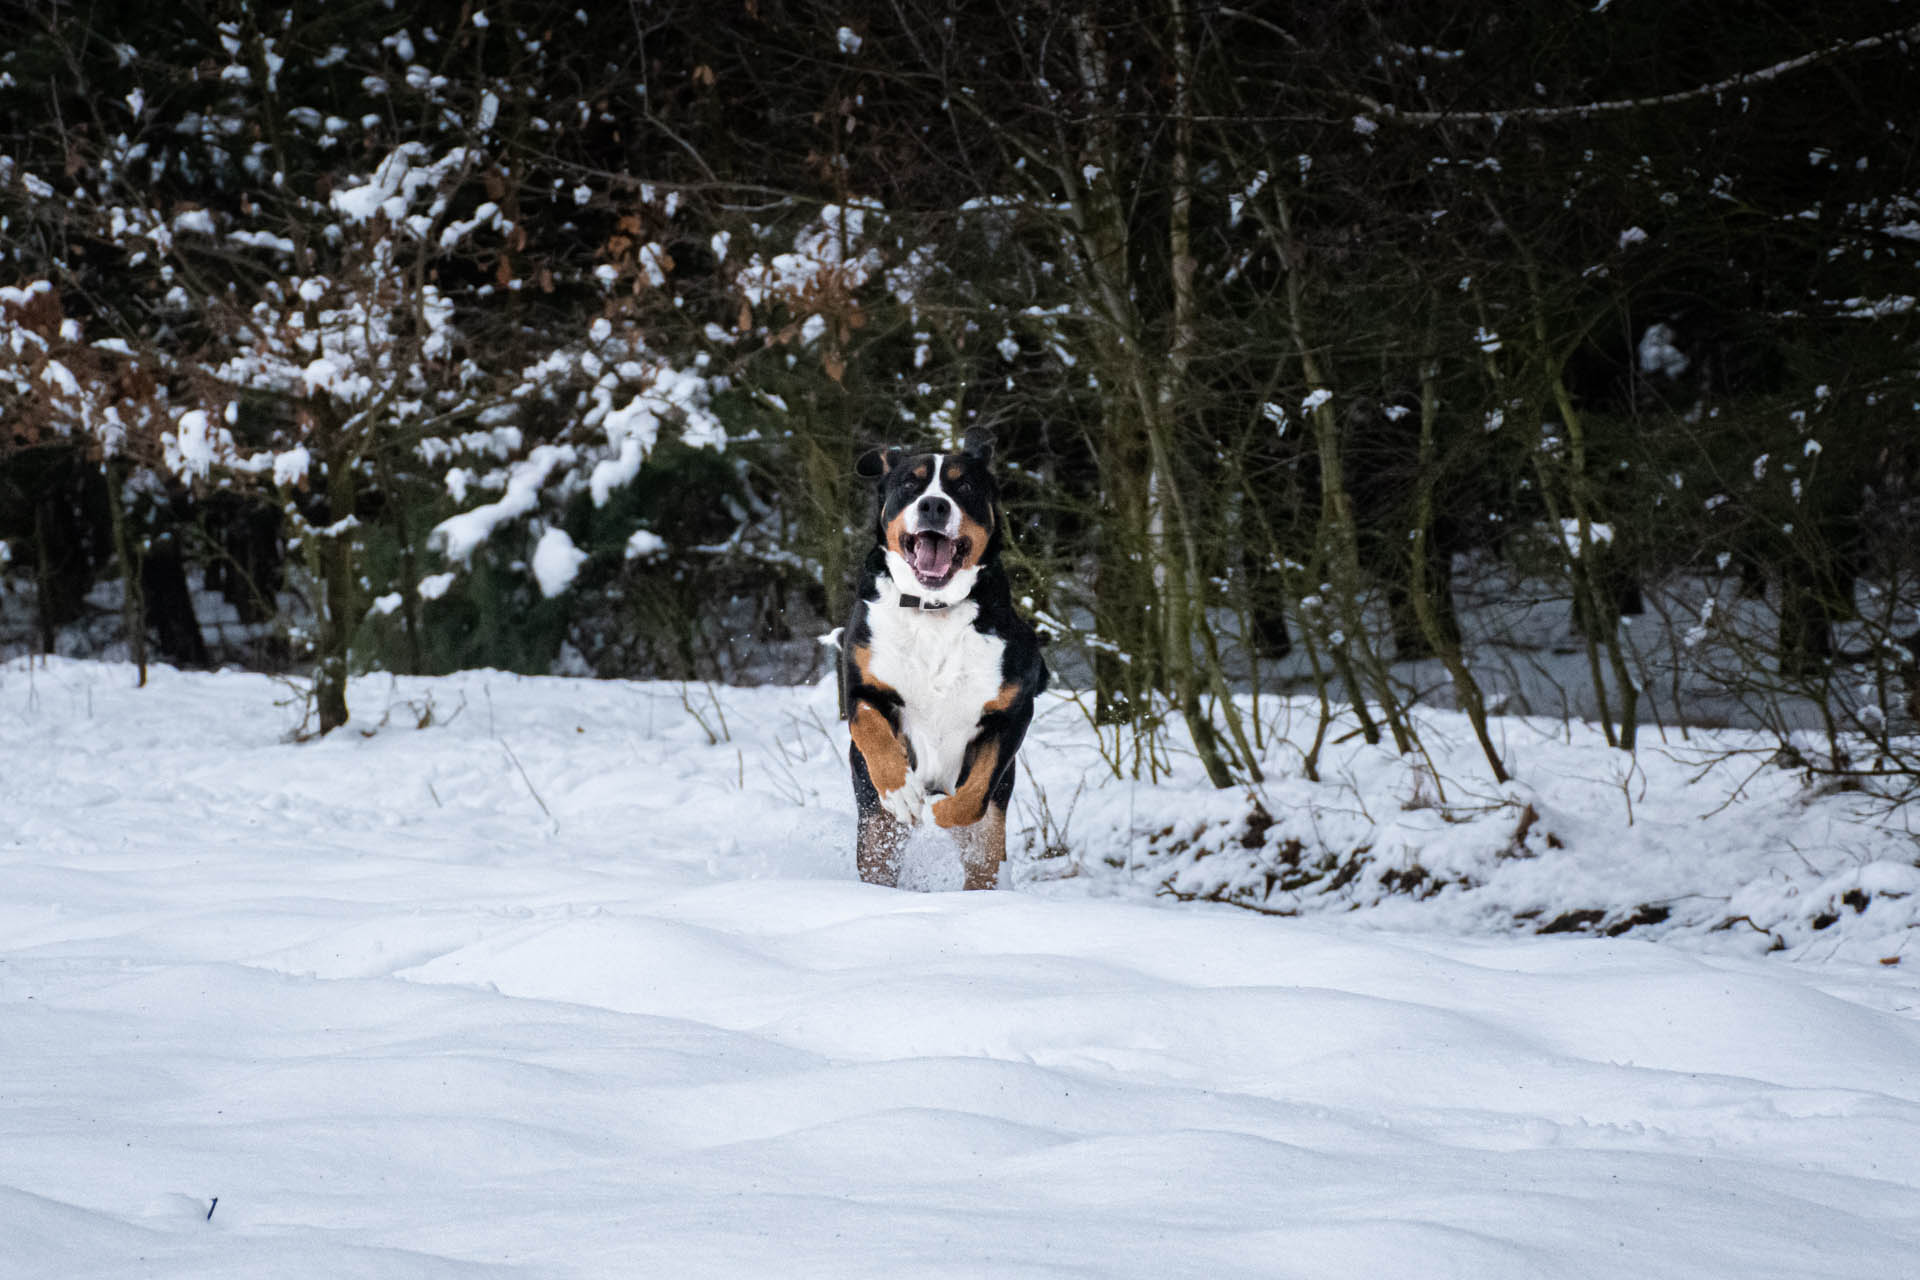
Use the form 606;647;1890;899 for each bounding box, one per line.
840;432;1048;889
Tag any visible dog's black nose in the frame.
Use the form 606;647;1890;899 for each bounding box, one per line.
917;495;951;526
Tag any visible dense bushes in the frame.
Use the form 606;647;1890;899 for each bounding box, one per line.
2;2;1916;795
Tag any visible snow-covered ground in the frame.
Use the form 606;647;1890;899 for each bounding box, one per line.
5;657;1920;1278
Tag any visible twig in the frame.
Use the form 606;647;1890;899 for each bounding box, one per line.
500;738;556;830
1352;24;1920;126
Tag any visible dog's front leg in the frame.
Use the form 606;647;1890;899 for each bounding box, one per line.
930;729;1010;890
857;807;910;886
886;773;932;826
850;699;925;884
931;687;1034;890
928;731;1000;832
930;686;1031;834
850;702;915;806
952;803;1008;891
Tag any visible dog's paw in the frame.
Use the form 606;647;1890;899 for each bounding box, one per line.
879;775;928;826
930;791;979;829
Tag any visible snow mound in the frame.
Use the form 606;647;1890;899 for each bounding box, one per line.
3;658;1918;1277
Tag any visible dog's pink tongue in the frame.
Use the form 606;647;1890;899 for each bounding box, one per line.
914;534;956;578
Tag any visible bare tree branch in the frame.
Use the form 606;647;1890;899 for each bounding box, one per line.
1353;22;1920;125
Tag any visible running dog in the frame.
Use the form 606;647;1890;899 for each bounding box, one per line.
840;433;1047;889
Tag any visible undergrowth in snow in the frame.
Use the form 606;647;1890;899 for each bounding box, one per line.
1056;735;1919;964
999;690;1920;971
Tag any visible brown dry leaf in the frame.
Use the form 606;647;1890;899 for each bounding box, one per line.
4;282;63;332
495;255;515;286
736;299;753;332
822;349;845;383
692;64;716;87
118;365;158;401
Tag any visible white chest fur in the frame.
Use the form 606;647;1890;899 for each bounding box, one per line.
865;595;1007;793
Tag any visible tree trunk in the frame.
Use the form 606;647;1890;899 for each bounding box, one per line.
1145;0;1244;788
103;457;148;685
315;434;359;735
1062;12;1159;734
140;532;209;667
1413;355;1507;784
1260;187;1414;755
1546;368;1638;751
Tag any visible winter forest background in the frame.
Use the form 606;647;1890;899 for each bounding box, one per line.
13;11;1920;1269
3;0;1919;804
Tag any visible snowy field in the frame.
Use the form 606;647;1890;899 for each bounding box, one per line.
5;657;1920;1278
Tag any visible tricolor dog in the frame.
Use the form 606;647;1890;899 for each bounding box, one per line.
841;434;1048;889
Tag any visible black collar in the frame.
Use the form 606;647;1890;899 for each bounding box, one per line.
897;593;950;611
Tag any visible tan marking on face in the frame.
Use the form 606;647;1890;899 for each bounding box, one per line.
850;702;909;794
912;463;930;481
932;737;1001;830
884;508;913;560
953;509;993;571
945;464;963;483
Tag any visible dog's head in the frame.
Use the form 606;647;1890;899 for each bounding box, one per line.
857;431;1001;604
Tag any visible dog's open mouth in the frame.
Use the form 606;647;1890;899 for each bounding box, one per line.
900;531;969;589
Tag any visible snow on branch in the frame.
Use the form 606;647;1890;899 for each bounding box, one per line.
1353;23;1920;126
424;321;727;576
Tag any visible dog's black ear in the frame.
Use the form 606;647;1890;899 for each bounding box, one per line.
855;447;903;481
960;428;995;465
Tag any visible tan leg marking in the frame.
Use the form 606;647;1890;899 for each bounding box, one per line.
848;644;910;796
851;703;909;794
931;737;1001;830
850;644;910;884
983;681;1021;713
931;685;1022;828
850;643;890;690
